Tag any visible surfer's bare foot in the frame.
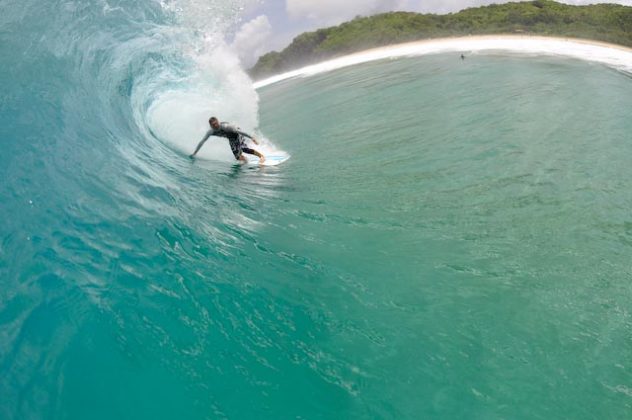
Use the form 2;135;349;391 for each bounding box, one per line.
259;155;266;164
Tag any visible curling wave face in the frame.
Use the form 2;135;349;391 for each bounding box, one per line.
1;0;263;221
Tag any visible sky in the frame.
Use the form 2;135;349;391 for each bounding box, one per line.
229;0;632;67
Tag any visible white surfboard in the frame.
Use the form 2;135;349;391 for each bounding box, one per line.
245;152;290;166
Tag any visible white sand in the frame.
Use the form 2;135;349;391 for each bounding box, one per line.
253;35;632;89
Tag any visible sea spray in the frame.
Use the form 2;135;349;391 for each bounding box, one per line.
144;1;262;161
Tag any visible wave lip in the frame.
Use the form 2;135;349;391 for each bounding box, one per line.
253;35;632;89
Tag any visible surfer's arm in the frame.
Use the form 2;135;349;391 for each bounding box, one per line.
190;131;212;158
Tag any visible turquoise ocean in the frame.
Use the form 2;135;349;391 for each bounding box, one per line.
1;1;632;418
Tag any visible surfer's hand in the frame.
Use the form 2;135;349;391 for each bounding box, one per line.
189;154;195;159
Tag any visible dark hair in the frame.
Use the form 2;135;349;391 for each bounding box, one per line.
209;116;218;125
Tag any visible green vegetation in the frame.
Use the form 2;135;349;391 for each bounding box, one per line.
249;0;632;79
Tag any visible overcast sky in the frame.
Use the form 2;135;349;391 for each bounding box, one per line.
230;0;632;67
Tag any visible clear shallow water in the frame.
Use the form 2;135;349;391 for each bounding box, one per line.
2;1;632;418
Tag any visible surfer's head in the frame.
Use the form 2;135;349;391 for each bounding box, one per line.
209;117;220;129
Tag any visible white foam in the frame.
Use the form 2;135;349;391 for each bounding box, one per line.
145;42;261;161
138;1;272;162
253;36;632;89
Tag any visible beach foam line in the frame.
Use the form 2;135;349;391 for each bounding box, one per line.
253;35;632;89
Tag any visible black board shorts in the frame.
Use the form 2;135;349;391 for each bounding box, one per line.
229;136;256;159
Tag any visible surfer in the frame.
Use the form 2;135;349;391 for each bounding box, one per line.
190;117;265;163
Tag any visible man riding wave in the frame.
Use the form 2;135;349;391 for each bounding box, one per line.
190;117;265;163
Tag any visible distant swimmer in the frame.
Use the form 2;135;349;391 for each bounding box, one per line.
461;54;465;60
190;116;265;163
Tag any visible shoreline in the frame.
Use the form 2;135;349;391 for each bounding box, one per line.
253;35;632;89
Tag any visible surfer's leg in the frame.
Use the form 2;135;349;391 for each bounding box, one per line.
242;147;265;163
232;148;247;163
230;139;246;162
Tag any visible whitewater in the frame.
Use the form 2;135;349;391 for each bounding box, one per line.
2;0;632;418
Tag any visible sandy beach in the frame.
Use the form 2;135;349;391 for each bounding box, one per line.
253;35;632;89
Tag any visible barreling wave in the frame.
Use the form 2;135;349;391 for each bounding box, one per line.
1;0;266;223
4;0;257;169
